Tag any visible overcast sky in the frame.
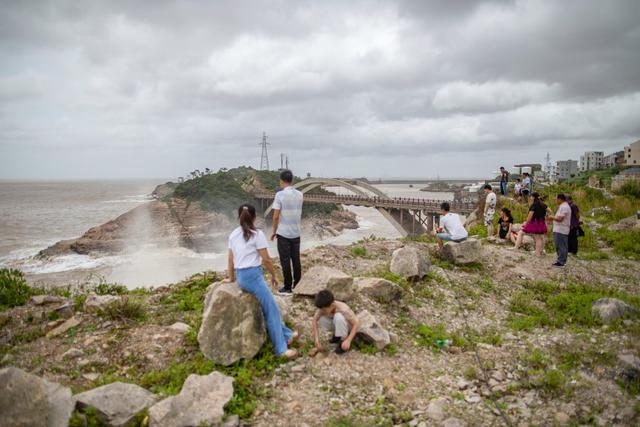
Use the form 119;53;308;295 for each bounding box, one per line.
1;0;639;180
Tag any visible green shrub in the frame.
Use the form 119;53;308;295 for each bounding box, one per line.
95;282;128;296
0;268;33;310
614;180;640;198
598;228;640;260
350;246;367;258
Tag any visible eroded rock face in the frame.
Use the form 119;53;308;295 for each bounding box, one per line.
293;266;354;300
0;367;73;427
74;382;157;427
441;239;481;265
354;277;402;303
198;282;266;366
390;247;430;280
148;371;234;427
84;293;122;312
356;310;390;350
591;298;638;323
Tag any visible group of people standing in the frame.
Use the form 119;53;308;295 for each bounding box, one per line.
499;166;532;201
224;170;359;360
483;183;582;267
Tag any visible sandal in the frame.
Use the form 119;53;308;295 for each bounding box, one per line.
281;349;298;360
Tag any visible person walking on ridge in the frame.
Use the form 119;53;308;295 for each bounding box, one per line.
271;169;304;295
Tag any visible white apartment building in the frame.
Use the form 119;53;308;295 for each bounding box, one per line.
556;160;578;182
580;151;604;172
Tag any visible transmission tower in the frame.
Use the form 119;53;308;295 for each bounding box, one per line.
544;152;552;173
259;132;270;170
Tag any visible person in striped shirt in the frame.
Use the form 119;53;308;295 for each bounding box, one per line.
270;169;304;294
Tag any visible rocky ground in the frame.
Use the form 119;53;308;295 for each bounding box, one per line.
1;235;639;426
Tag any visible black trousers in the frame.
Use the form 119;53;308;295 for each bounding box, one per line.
568;228;579;255
277;235;301;291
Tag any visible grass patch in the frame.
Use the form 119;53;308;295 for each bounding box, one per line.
598;228;640;260
507;280;640;331
98;297;146;322
350;246;368;258
412;323;466;351
160;273;217;312
375;270;409;291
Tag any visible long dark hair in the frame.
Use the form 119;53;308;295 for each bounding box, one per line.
238;204;257;241
501;207;513;221
531;192;547;211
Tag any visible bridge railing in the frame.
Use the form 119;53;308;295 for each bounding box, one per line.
252;192;477;213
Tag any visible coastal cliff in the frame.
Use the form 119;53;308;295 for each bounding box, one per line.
38;167;358;258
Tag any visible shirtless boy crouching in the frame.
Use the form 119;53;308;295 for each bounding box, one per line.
312;290;359;355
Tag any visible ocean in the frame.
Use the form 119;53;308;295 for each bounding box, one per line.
0;180;452;288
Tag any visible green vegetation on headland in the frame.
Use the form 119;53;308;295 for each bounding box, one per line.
172;166;339;217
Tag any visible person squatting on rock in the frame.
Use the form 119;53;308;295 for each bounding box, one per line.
226;204;298;359
312;290;359;355
270;169;304;295
483;184;497;237
435;202;468;249
547;193;572;268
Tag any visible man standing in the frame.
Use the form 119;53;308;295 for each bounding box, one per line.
483;184;497;237
547;193;572;267
271;170;303;294
567;195;580;255
499;167;509;196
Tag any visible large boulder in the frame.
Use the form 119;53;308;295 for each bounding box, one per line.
354;277;402;303
441;239;481;265
84;293;122;312
591;298;638;323
198;281;266;366
149;371;234;427
390;246;430;280
0;367;73;427
356;310;390;350
293;266;354;300
74;382;157;427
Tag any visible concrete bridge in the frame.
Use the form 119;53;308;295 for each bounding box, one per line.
254;178;477;236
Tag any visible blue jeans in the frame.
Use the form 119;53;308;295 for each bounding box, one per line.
236;266;292;356
437;233;467;243
553;232;569;265
500;181;508;196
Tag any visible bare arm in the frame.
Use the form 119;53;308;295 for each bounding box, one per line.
258;248;278;288
312;311;321;349
526;211;534;223
226;249;235;282
270;209;281;241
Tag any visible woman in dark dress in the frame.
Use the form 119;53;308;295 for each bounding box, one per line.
497;207;514;241
513;192;547;256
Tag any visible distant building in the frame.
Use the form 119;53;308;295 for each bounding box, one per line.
556;160;578;182
603;151;624;168
612;167;640;190
624;140;640;166
580;151;604;172
548;165;558;183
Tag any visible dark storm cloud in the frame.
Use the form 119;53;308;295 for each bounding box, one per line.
0;0;639;179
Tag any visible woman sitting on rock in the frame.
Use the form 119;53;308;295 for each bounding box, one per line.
224;204;298;359
512;192;548;256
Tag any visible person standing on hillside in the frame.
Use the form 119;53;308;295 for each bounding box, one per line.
547;193;572;267
271;169;304;295
567;195;581;255
483;184;497;237
499;166;509;196
521;173;532;202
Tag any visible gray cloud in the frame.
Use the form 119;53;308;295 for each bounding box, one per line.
0;0;639;179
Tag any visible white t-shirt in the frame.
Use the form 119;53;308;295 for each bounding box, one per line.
272;186;303;239
485;192;497;210
439;213;468;240
228;227;269;269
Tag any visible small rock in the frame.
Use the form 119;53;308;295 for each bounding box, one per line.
354;277;403;303
169;322;190;333
149;371;234;427
390;246;430;280
62;348;85;359
82;373;100;382
443;417;465;427
54;303;74;319
555;412;570;425
46;316;81;338
591;298;638;323
84;293;121;312
441;239;481;265
293;266;355;300
356;310;390;350
74;382;157;427
456;378;471;390
30;295;66;306
464;394;482;404
426;397;447;421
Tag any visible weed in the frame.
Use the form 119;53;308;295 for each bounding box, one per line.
598;228;640;260
160;274;216;312
353;340;377;354
375;271;409;291
350;246;367;258
384;344;398;356
95;282;128;296
47;311;60;321
98;297;146;322
0;268;34;309
464;366;479;380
